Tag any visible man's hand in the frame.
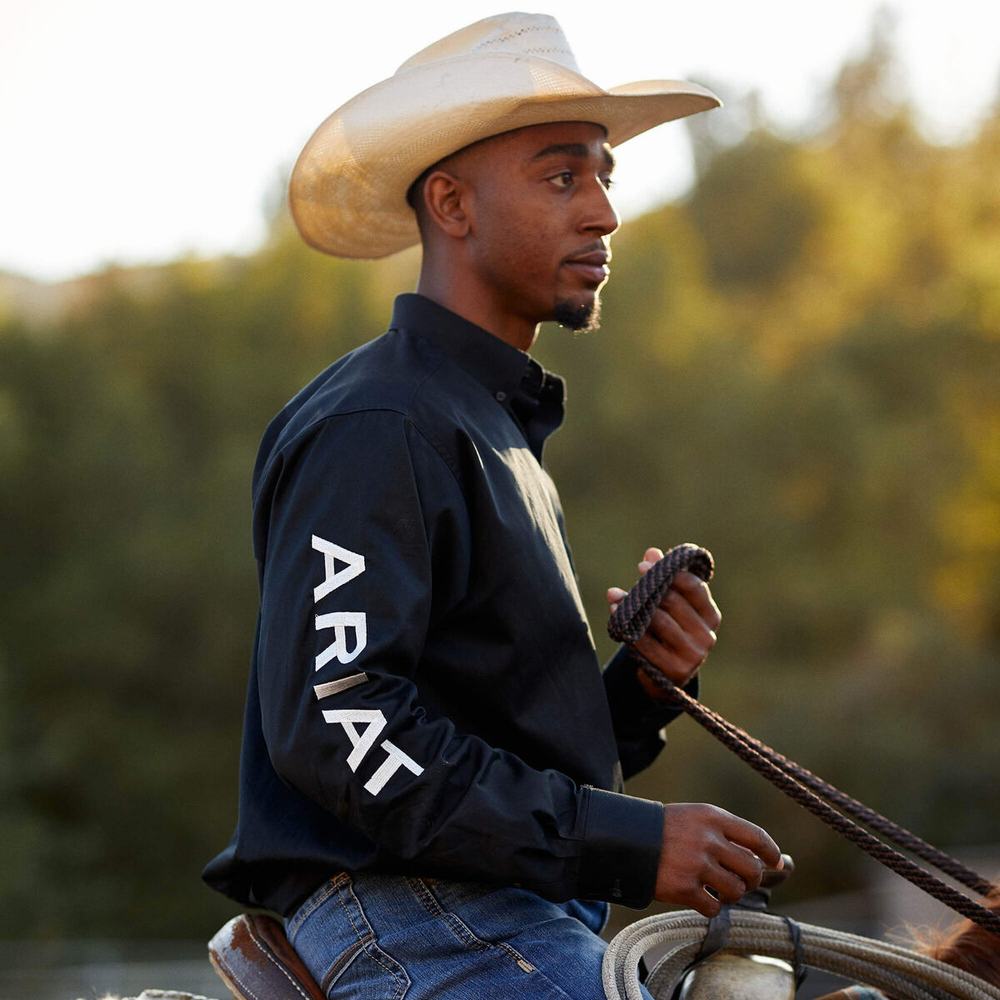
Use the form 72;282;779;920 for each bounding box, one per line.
606;546;722;696
656;803;782;916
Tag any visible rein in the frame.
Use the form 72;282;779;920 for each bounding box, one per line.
607;543;1000;938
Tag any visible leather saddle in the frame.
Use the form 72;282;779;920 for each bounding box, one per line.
208;912;326;1000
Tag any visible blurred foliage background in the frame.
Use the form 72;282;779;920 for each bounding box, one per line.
1;22;998;939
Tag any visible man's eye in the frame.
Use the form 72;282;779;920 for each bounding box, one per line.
549;171;574;188
602;175;615;190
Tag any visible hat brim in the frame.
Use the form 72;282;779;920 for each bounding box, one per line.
289;52;722;259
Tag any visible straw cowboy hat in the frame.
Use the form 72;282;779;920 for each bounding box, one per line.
288;11;722;259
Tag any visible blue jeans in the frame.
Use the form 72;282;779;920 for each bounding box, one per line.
285;870;654;999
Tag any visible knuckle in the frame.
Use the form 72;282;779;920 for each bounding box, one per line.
661;591;682;616
757;828;778;855
715;884;738;904
727;879;748;902
651;607;675;634
685;644;707;665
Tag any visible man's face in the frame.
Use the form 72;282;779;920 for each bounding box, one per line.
457;121;620;332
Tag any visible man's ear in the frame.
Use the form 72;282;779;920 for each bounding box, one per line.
422;171;472;240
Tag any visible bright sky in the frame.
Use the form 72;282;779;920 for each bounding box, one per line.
1;0;997;283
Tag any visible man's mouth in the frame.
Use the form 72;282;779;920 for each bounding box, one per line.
562;250;611;285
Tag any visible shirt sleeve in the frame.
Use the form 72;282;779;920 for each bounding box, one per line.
602;645;699;780
255;410;665;909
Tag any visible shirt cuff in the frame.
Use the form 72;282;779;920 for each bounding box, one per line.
575;785;663;909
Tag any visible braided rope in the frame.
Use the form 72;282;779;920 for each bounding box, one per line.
606;543;1000;937
610;543;715;644
692;690;994;896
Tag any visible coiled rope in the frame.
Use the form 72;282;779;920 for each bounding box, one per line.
607;543;1000;937
601;909;1000;1000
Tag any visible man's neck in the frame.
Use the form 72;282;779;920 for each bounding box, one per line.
415;269;539;353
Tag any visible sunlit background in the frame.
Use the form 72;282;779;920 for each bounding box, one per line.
2;0;999;280
1;2;999;998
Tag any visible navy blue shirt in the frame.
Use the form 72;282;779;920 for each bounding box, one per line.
203;293;691;917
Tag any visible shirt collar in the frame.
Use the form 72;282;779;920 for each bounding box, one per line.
390;293;532;398
389;292;565;460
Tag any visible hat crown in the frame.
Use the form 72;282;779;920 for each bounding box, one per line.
396;11;583;76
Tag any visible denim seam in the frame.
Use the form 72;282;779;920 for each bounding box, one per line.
337;877;411;1000
409;877;536;972
317;938;365;996
406;877;490;952
286;874;345;944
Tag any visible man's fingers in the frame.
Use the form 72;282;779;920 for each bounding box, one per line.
691;886;724;918
617;557;721;629
669;571;722;630
635;559;722;634
702;866;749;904
635;607;713;670
677;869;746;915
724;816;782;870
610;553;722;685
656;589;719;646
656;803;781;913
716;841;766;892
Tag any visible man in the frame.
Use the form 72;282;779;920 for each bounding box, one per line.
204;12;781;999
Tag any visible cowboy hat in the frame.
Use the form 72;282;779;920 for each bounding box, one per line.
288;11;722;259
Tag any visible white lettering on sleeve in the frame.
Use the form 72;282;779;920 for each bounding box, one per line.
321;709;386;771
315;612;368;668
311;535;366;601
309;534;424;796
364;740;425;795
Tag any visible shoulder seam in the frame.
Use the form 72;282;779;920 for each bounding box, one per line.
292;408;462;487
403;416;462;487
291;335;451;443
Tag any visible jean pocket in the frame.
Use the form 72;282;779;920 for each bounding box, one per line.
320;936;412;999
320;876;411;1000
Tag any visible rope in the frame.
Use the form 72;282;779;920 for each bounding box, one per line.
601;909;1000;1000
606;543;1000;937
703;706;994;896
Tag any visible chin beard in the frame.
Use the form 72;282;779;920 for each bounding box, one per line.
553;294;602;332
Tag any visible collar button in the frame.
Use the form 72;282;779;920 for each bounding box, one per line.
495;391;507;402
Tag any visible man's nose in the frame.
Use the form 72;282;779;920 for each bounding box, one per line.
580;177;621;238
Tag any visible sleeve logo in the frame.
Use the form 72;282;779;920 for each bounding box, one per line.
310;534;425;795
